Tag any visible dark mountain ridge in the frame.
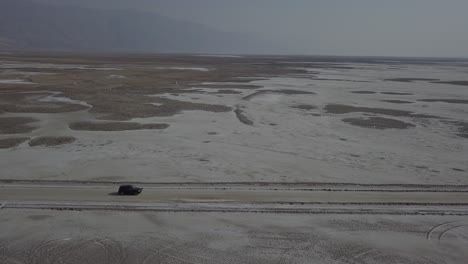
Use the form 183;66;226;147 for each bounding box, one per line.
0;0;266;53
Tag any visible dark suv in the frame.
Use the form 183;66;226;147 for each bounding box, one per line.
118;185;143;195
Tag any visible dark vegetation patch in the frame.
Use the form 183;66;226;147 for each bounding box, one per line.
452;168;466;172
277;89;316;95
380;100;414;104
351;91;376;94
418;99;468;104
384;78;440;82
325;104;410;115
69;121;169;131
95;97;232;120
415;165;428;169
409;113;442;119
243;89;315;100
452;122;468;139
220;78;267;83
441;121;468;139
0;55;308;121
158;88;207;94
342;117;415;129
324;104;436;118
195;84;262;90
312;78;371;83
381;92;414;95
291;104;317;111
292;63;355;70
432;81;468;86
29;136;76;147
0;137;29;148
210;90;242;94
0;117;38;134
0;104;88;114
234;107;253;125
0;91;89;114
152;97;232;114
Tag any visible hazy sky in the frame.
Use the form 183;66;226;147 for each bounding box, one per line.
31;0;468;57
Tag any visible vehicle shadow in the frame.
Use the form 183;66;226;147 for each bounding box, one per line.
108;192;120;196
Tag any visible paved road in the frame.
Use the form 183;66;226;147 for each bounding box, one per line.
2;184;468;205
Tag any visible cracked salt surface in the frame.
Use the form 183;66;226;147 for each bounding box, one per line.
0;79;34;84
1;61;467;185
196;54;242;58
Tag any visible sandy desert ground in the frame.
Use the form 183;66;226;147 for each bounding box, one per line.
1;53;468;263
1;210;468;264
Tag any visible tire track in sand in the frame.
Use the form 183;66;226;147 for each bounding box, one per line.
426;221;468;241
28;238;126;264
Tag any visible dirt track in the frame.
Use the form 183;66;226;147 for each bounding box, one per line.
2;183;468;215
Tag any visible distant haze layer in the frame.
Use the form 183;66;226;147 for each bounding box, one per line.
4;0;468;57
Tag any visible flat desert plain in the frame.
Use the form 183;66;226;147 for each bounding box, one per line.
1;53;468;263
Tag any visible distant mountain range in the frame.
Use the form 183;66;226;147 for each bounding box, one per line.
0;0;269;54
